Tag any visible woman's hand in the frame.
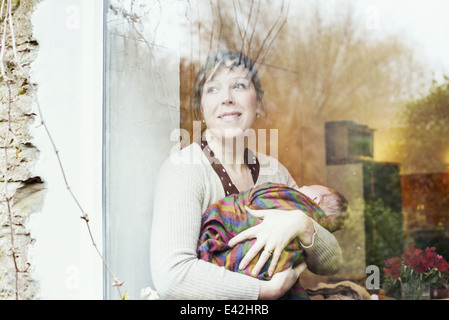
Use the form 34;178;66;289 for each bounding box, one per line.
228;206;315;277
258;262;307;300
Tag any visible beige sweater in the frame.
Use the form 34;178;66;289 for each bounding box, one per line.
150;143;342;299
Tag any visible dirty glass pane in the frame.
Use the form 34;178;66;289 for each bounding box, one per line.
103;0;180;299
104;0;449;300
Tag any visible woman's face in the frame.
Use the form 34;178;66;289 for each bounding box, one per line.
200;63;259;140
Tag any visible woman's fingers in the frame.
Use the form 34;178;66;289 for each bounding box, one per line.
251;249;273;276
267;247;282;277
231;208;305;277
238;238;265;270
228;224;258;247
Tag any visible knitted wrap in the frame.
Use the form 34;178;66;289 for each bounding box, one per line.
197;182;335;299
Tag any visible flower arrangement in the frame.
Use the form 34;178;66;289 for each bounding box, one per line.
383;243;449;300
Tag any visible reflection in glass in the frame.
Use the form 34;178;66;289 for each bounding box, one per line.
102;0;449;299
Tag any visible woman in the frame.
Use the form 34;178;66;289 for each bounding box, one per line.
150;49;342;299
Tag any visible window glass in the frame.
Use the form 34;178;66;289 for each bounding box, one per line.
103;0;180;299
104;0;449;299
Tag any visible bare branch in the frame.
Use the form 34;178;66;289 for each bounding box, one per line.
254;0;288;65
247;0;261;57
208;0;216;57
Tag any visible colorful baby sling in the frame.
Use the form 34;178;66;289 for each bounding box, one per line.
197;182;333;300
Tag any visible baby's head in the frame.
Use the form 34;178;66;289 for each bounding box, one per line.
297;185;349;231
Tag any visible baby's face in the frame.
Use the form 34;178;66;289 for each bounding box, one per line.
296;185;331;204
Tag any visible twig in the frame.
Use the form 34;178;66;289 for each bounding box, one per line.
216;0;223;52
238;0;254;57
254;0;288;65
247;0;261;57
232;0;243;41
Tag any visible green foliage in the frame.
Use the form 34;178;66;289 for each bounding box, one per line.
393;77;449;173
365;197;404;276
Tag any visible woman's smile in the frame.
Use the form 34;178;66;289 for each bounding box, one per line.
218;111;243;122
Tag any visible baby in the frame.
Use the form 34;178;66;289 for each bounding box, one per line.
294;184;349;232
196;182;348;299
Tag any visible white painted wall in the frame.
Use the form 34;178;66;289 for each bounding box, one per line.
29;0;104;299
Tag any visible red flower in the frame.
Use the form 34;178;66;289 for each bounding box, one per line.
413;257;427;273
436;257;449;273
422;247;437;269
384;257;401;279
400;242;433;273
383;243;449;285
401;242;422;267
